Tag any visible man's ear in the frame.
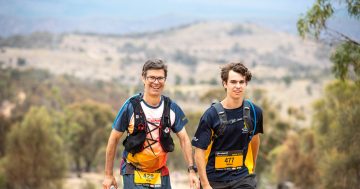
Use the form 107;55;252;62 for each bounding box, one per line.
222;80;227;88
141;75;146;84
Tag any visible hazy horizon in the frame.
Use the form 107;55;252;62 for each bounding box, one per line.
0;0;359;39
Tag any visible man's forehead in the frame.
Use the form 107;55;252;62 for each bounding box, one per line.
146;69;165;76
228;70;245;80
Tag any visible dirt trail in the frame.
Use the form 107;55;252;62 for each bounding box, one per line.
64;171;189;189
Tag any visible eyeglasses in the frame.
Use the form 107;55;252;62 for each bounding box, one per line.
146;76;166;83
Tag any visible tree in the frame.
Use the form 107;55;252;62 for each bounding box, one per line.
65;100;114;177
4;107;66;189
271;131;319;189
297;0;360;82
175;74;182;85
0;115;12;157
298;1;360;188
312;81;360;188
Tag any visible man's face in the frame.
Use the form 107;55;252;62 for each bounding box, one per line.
142;69;166;97
223;70;247;100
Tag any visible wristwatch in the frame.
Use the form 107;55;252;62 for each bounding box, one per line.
187;165;198;173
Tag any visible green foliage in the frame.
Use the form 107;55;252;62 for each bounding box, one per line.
297;0;334;38
0;66;128;113
271;131;319;189
65;101;114;175
175;74;182;85
186;111;203;137
167;111;203;169
247;97;292;179
346;0;360;18
200;88;225;104
312;81;360;188
118;42;146;53
0;158;6;189
228;25;253;36
209;77;218;85
0;116;12;157
331;42;360;82
16;57;27;66
0;67;129;184
296;5;360;186
4;107;66;189
297;0;360;82
173;50;198;66
0;32;61;48
188;77;196;85
282;75;292;87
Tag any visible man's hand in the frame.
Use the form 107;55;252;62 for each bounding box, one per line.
189;171;200;189
102;175;117;189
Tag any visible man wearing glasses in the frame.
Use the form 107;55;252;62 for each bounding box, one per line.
103;59;199;189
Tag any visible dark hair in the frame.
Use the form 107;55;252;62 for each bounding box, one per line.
142;59;168;78
221;62;252;84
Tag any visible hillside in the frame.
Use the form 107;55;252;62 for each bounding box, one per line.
0;21;333;125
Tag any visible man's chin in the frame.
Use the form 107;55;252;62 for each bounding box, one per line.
149;90;162;96
231;94;242;99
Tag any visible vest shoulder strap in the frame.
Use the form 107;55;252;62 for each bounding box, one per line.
212;102;227;139
129;94;146;134
211;99;257;140
244;99;257;139
162;96;172;128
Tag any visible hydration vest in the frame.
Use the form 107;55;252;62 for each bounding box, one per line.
211;99;258;173
122;94;174;155
211;99;257;142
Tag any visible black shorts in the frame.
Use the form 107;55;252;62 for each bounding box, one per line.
208;174;257;189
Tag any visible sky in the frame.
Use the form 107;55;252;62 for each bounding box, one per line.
0;0;358;37
0;0;315;20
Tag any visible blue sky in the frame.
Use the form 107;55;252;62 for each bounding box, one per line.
1;0;358;37
0;0;314;20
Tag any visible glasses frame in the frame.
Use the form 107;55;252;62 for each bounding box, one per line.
146;76;166;83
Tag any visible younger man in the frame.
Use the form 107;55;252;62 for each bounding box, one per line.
192;62;263;189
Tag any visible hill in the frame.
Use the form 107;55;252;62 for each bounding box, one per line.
0;21;333;125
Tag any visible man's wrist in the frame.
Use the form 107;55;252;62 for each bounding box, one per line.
105;171;114;177
187;165;198;173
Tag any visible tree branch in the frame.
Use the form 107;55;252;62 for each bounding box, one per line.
327;27;360;46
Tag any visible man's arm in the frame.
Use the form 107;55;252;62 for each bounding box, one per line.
250;134;260;170
102;129;124;189
194;147;212;189
176;128;200;189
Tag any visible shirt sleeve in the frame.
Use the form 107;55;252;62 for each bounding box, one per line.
170;101;188;133
112;99;133;132
191;108;214;150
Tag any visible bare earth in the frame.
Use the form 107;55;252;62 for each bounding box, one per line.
64;171;189;189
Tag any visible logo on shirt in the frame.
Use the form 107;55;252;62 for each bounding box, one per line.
192;137;199;142
242;124;249;133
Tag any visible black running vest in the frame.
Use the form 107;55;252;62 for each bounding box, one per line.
122;94;174;155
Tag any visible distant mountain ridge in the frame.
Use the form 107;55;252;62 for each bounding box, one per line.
0;21;334;124
0;14;198;37
0;21;332;86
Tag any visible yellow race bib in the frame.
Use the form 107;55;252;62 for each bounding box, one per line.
134;170;161;188
215;150;243;170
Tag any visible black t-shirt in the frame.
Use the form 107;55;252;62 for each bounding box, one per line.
192;102;263;182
